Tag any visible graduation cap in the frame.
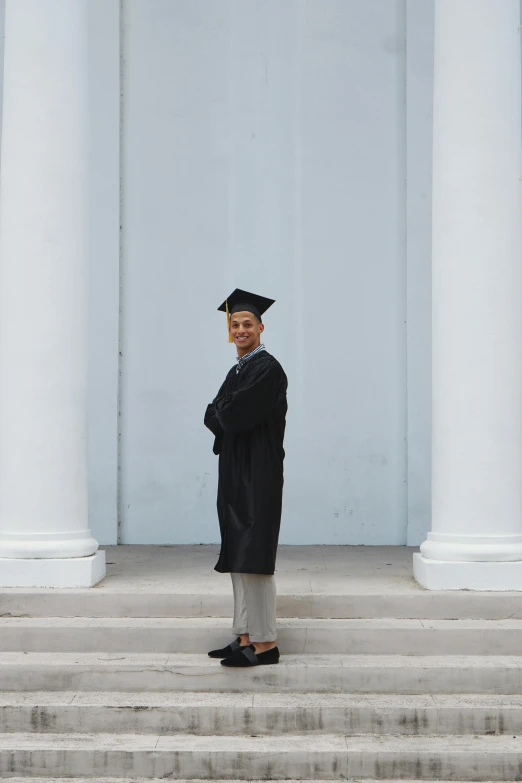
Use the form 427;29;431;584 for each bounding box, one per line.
218;288;275;343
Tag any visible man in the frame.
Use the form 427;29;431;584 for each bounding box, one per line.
204;289;288;667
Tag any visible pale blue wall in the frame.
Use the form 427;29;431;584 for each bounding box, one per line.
119;0;422;545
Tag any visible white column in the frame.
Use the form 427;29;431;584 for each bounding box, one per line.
414;0;522;590
0;0;105;587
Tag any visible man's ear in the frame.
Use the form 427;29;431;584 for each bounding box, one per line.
259;322;265;334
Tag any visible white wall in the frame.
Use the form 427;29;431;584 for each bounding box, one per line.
119;0;424;545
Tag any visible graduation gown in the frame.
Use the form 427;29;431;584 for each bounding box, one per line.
204;351;288;575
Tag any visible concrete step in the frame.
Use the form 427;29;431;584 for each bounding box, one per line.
0;732;521;780
0;780;519;783
0;652;520;694
0;780;336;783
2;589;522;619
1;692;522;736
0;780;341;783
2;617;522;655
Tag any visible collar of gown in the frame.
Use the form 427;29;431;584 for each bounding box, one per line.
236;344;266;373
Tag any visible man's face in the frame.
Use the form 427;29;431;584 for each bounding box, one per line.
230;311;265;356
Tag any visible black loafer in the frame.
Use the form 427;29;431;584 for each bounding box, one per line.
221;644;280;667
208;637;247;659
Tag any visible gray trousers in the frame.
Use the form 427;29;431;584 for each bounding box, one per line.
231;572;277;642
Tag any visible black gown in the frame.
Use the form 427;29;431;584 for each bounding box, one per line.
204;351;288;575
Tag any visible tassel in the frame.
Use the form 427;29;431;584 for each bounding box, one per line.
226;299;233;342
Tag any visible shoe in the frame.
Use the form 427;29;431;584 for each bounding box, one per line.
208;636;248;659
221;644;280;667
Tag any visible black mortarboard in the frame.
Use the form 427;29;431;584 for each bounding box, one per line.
218;288;275;342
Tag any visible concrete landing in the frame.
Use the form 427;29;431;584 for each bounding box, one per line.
1;546;522;619
100;545;421;594
1;545;424;595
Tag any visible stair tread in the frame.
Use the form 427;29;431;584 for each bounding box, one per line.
0;780;391;783
0;732;520;750
3;590;522;621
0;780;519;783
2;616;522;628
1;690;522;707
0;651;519;666
1;653;519;695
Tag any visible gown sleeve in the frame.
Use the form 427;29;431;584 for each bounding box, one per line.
204;380;227;454
215;361;282;434
204;402;223;438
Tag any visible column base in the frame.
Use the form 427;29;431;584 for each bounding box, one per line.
0;551;106;587
413;552;522;591
420;532;522;562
